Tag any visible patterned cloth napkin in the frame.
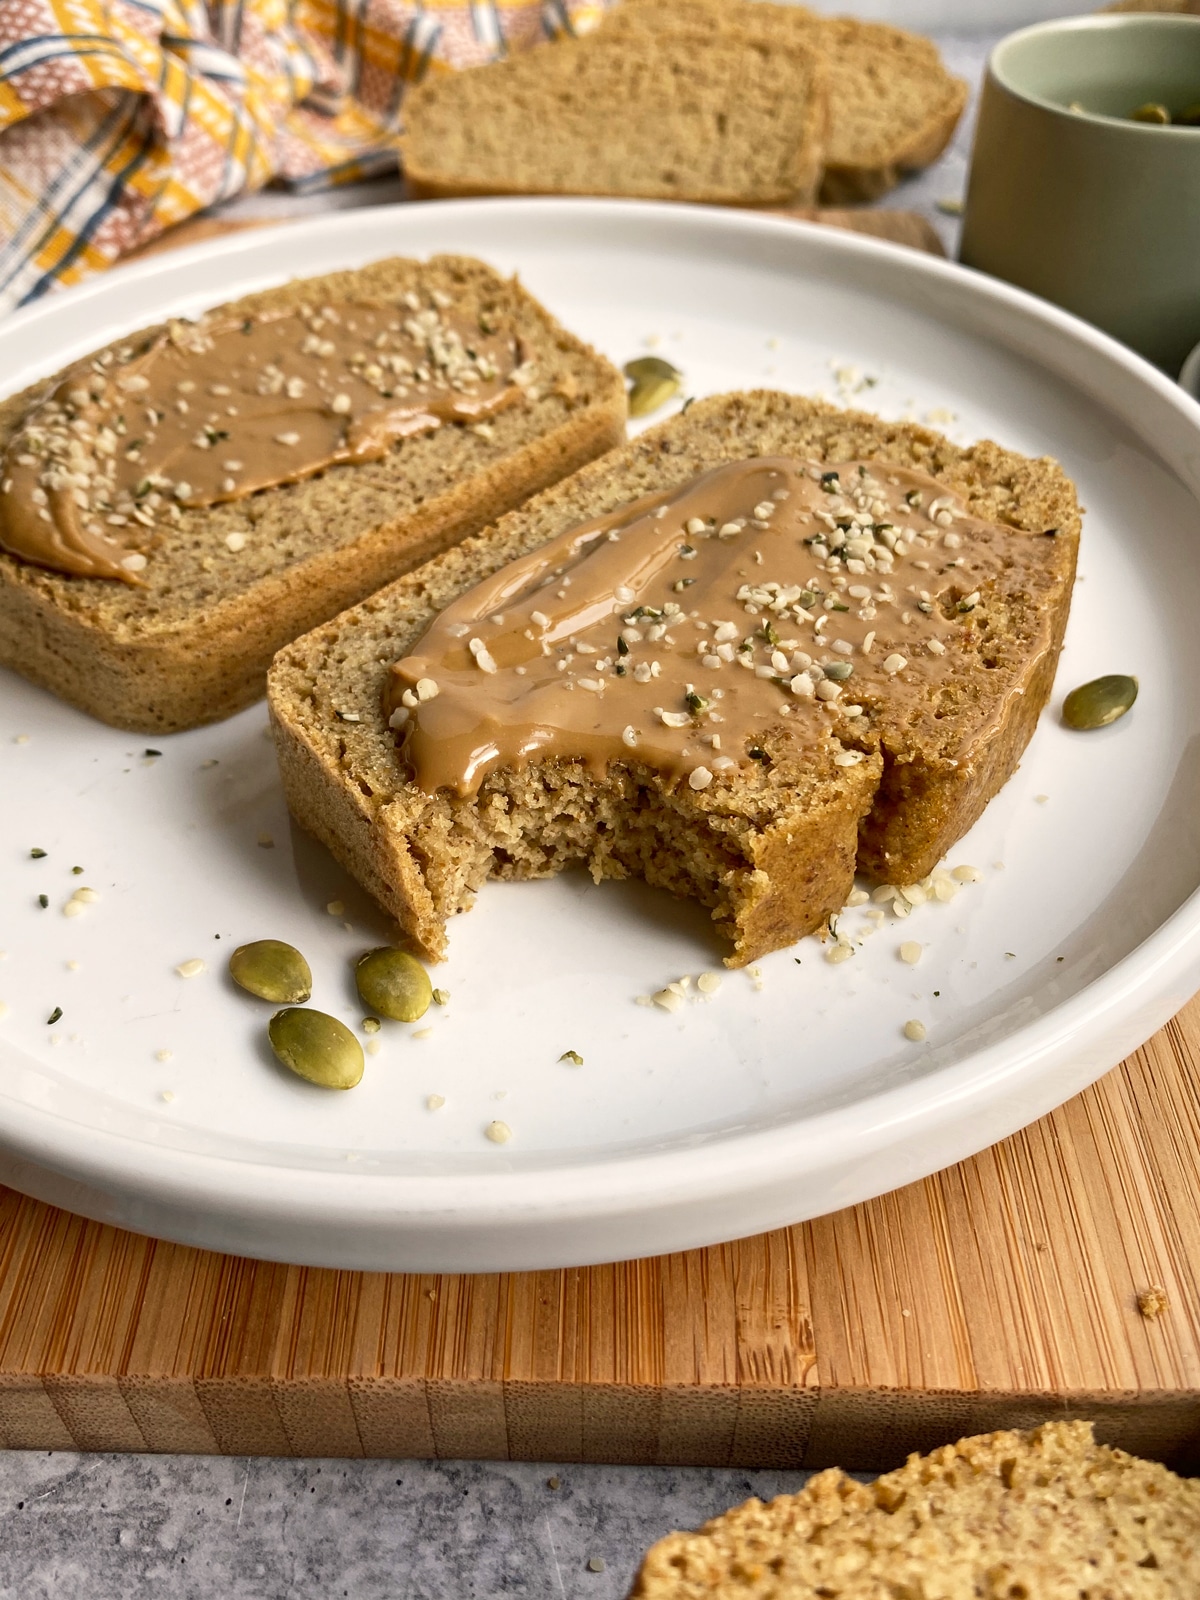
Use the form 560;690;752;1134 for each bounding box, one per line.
0;0;607;316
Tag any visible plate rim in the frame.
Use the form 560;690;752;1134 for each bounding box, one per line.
4;195;1200;1269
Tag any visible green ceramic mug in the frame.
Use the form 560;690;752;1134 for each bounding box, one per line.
960;15;1200;375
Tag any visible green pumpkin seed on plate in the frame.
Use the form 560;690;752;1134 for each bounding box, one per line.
355;947;433;1022
623;356;682;418
269;1008;364;1090
229;940;312;1003
1061;674;1138;731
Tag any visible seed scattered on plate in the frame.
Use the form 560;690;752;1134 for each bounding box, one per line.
1062;674;1138;731
485;1119;512;1144
175;958;207;978
160;1090;176;1104
559;1049;584;1066
623;356;682;418
269;1007;364;1090
899;941;922;966
229;940;312;1004
356;948;432;1022
903;1019;927;1042
326;900;345;917
155;1049;172;1062
426;1094;445;1111
696;972;722;995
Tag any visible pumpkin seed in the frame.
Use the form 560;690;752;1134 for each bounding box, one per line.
1129;102;1171;124
623;357;683;419
229;939;312;1003
269;1008;363;1089
355;947;432;1021
623;356;682;384
1062;674;1138;731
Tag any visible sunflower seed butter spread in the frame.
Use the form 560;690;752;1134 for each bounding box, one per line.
0;295;527;584
385;456;1046;798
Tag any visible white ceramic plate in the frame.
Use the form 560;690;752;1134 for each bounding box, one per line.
3;200;1200;1273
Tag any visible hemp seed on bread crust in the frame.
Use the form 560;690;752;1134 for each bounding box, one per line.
267;392;1078;967
631;1420;1200;1598
0;255;626;733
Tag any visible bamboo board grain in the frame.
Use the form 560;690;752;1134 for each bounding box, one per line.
1;205;1196;1471
0;999;1197;1469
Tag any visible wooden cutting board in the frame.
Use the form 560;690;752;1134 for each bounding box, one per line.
1;205;1196;1471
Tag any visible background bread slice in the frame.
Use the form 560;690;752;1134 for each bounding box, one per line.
267;391;1078;967
630;1420;1200;1597
608;0;968;203
0;255;626;734
399;30;828;207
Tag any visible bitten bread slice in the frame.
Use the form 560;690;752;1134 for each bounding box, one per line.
399;30;827;206
609;0;968;203
267;392;1078;967
0;255;626;734
630;1420;1200;1598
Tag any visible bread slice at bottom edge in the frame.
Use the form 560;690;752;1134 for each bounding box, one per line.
267;391;1078;968
629;1420;1200;1598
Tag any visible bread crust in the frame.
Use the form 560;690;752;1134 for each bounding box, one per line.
268;391;1079;966
0;255;627;733
818;75;969;206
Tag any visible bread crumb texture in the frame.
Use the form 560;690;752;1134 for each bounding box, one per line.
588;0;965;203
630;1421;1200;1599
268;390;1079;969
0;255;625;733
400;22;828;206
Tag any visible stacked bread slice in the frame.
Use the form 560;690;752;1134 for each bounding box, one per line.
608;0;969;203
399;0;967;208
400;22;829;207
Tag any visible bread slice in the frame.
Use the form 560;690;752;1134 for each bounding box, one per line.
607;0;969;204
267;391;1078;968
0;255;626;734
398;30;828;207
1105;0;1200;11
630;1420;1200;1598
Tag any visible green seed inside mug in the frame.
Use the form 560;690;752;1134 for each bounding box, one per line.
355;948;433;1022
269;1008;364;1089
1129;101;1171;124
229;940;312;1003
1062;674;1138;731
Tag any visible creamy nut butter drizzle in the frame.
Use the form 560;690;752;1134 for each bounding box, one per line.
0;296;525;584
386;457;1041;798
